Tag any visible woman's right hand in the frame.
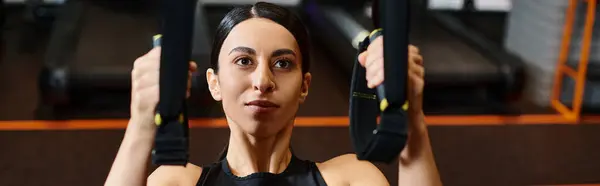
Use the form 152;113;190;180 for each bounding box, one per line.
107;47;199;186
130;47;198;128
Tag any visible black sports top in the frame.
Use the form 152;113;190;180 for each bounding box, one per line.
196;154;328;186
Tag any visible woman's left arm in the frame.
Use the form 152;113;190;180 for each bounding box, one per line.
398;111;442;186
358;37;442;186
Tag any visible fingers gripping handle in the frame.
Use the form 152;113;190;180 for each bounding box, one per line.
349;0;410;164
367;30;389;111
368;29;408;112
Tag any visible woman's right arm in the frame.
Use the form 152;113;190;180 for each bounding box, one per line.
105;48;161;186
104;48;198;186
105;117;156;186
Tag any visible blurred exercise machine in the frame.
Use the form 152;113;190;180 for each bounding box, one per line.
37;0;307;119
303;0;525;114
37;0;212;119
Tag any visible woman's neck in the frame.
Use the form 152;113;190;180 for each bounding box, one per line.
225;120;294;177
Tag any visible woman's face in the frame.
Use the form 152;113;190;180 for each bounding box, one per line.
206;18;311;137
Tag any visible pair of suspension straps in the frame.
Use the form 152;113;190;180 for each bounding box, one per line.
151;0;410;166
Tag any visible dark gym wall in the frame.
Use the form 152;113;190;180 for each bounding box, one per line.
1;125;599;186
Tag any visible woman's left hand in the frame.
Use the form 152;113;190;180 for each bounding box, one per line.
357;36;425;126
358;37;441;185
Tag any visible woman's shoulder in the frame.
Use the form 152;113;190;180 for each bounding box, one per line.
317;153;381;173
147;163;203;186
317;154;389;186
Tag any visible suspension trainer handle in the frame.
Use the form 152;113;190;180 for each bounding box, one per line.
349;0;410;163
151;0;195;166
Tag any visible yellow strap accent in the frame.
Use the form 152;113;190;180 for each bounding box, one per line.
153;34;162;41
178;114;184;123
402;101;409;111
380;99;410;112
380;98;389;112
155;113;162;126
369;28;383;38
154;113;184;126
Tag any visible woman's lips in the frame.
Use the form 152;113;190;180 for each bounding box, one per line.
245;100;280;113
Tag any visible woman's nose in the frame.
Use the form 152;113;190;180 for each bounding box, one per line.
252;63;275;93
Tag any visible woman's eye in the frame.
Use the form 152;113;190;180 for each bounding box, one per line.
235;58;253;66
274;59;292;69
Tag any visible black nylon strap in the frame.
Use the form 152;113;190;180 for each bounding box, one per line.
381;0;409;106
151;0;195;166
349;0;410;163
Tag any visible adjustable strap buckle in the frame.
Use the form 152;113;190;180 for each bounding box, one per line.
152;113;189;166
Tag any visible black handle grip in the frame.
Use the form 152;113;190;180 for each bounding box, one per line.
151;0;195;166
349;0;410;164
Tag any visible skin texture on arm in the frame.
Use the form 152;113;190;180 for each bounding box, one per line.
105;48;163;186
318;154;390;186
147;164;202;186
398;112;442;186
395;41;443;186
104;118;156;186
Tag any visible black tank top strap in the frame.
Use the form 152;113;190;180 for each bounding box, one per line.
196;153;328;186
196;161;222;186
308;159;328;186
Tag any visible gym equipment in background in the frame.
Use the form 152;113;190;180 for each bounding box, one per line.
505;0;600;114
37;0;309;119
303;0;525;115
37;0;213;119
427;0;511;12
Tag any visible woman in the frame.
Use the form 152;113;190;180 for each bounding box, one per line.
105;2;441;186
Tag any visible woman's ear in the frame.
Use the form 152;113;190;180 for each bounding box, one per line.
299;72;311;103
206;68;222;101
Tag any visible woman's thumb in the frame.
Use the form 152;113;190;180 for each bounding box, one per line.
358;51;368;67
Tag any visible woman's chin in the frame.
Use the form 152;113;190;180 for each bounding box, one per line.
243;124;280;138
240;119;289;138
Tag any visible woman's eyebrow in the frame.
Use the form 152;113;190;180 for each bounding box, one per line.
229;46;256;55
271;49;296;58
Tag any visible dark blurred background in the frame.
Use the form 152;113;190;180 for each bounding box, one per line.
1;0;600;185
